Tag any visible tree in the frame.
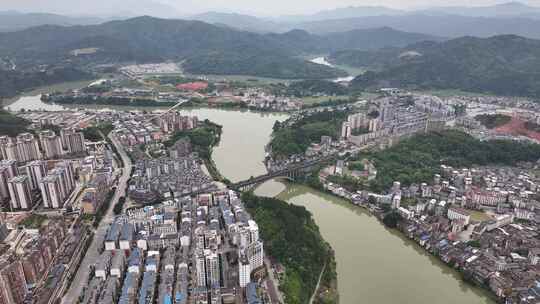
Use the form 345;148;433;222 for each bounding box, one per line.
382;212;402;228
273;121;282;132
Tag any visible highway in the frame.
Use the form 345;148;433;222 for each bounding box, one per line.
61;133;133;304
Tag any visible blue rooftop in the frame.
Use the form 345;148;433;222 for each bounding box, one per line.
128;248;142;267
246;283;261;304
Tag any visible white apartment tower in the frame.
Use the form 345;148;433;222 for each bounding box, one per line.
40;174;64;208
238;254;251;288
196;252;207;288
0;160;18;202
25;160;47;190
248;220;259;243
205;250;220;288
62;129;86;154
341;122;352;139
17;133;41;162
246;241;264;270
8;175;33;210
39;161;76;209
40;131;63;159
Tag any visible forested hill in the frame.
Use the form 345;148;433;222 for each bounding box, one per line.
0;16;439;80
344;35;540;97
0;67;91;99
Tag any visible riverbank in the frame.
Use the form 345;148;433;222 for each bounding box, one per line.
196;133;338;303
313;252;339;304
1;79;97;107
266;182;495;304
242;192;338;304
294;174;502;303
198;122;338;304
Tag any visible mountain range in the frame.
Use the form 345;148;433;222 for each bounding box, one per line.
0;16;439;79
417;2;540;19
3;2;540;37
3;5;540;98
189;2;540;39
0;11;112;32
0;0;179;19
341;35;540;97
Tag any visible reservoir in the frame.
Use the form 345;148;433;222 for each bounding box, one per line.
4;90;495;304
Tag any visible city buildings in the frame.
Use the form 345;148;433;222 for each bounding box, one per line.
447;207;471;225
82;189;266;304
61;129;86;154
0;216;77;304
0;160;18;203
8;175;33;210
321;159;540;303
25;160;47;191
0;257;27;304
155;112;198;134
40;161;76;209
0;133;41;163
344;94;455;147
39;130;63;159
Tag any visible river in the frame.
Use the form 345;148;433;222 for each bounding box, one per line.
4;90;495;304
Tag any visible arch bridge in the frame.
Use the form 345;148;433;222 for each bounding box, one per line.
230;156;335;192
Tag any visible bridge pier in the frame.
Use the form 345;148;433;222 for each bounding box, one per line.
231;157;334;192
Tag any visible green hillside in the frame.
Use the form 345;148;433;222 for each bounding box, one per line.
336;35;540;97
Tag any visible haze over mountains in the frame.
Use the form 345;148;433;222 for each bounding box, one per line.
3;1;540;38
0;16;440;80
3;2;540;98
0;11;113;32
190;2;540;38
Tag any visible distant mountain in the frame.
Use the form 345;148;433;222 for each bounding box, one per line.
293;14;540;39
0;0;179;18
188;12;285;33
276;6;404;23
418;2;540;19
264;27;440;54
0;11;111;32
0;16;441;78
322;27;442;50
0;16;348;80
347;35;540;97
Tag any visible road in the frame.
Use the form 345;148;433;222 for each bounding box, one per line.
61;133;133;304
265;257;284;304
309;263;326;304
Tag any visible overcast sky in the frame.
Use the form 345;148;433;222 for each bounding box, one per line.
3;0;540;16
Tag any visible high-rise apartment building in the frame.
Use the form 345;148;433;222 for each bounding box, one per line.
16;133;41;163
40;131;63;159
341;122;352;139
0;133;41;163
8;175;33;210
246;241;264;270
0;160;18;202
40;161;76;209
238;253;251;288
0;136;12;160
25;160;47;190
40;174;64;209
61;129;86;154
0;258;28;304
195;251;206;288
205;251;220;288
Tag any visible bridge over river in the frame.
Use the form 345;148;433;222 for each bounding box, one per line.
230;156;335;191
